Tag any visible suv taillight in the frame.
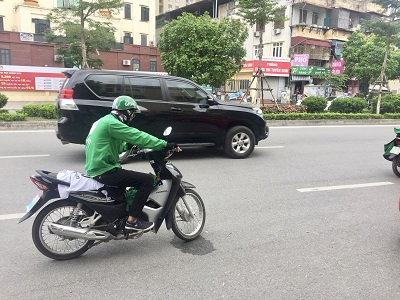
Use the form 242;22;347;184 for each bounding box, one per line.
395;137;400;145
59;89;78;110
60;89;73;99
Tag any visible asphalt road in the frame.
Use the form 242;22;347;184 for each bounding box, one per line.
1;125;400;299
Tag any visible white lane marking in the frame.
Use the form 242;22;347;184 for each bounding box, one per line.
297;182;394;192
257;146;284;149
271;125;397;129
0;213;25;221
0;130;54;133
0;154;49;159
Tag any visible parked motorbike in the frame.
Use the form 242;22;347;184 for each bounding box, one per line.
383;127;400;177
19;127;206;260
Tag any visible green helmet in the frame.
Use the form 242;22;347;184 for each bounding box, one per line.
112;96;140;112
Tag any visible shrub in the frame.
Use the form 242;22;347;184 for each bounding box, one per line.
0;112;27;121
301;96;327;113
263;112;385;120
261;104;307;114
370;94;400;113
329;97;366;113
20;104;56;119
0;93;8;109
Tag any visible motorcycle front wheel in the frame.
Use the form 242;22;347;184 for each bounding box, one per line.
171;189;206;241
32;199;94;260
392;155;400;177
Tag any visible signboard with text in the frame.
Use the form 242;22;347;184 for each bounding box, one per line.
331;60;345;75
290;66;331;76
0;65;70;91
243;57;291;77
292;54;309;66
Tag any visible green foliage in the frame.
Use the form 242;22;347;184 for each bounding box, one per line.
329;97;366;113
370;94;400;113
301;96;328;113
263;113;386;120
261;104;307;113
20;104;57;119
315;72;349;92
0;93;8;108
0;113;26;121
236;0;285;28
158;12;248;87
46;0;123;69
342;30;400;90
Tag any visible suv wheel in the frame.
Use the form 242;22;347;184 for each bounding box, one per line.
224;126;255;159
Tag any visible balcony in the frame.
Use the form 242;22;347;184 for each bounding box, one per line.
292;0;384;14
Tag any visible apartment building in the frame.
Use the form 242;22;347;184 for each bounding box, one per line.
0;0;163;102
156;0;385;102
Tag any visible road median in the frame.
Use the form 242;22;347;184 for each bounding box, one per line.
1;118;400;131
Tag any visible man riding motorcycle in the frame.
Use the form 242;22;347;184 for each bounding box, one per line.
85;95;179;232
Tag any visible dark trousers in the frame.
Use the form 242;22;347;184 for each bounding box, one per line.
94;168;154;218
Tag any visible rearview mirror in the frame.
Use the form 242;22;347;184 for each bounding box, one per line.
163;127;172;136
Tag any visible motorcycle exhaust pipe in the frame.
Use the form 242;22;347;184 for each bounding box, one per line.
48;223;111;241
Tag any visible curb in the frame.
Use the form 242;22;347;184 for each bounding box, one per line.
0;119;399;131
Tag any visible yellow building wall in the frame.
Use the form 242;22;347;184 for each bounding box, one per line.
1;90;58;103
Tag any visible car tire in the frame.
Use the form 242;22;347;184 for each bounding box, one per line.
224;126;255;159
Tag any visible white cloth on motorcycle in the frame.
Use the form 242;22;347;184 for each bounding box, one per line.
57;170;105;199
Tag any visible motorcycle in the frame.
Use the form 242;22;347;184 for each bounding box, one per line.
383;127;400;177
18;127;206;260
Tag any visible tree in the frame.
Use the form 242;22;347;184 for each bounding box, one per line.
46;0;123;69
363;0;400;113
157;12;248;87
236;0;285;104
316;72;349;93
342;30;400;99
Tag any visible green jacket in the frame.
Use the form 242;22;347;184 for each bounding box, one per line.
85;114;167;177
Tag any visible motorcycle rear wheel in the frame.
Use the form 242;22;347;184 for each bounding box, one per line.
171;189;205;241
32;199;95;260
392;155;400;177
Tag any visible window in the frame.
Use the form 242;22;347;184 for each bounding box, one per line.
312;12;319;25
272;42;283;57
32;18;50;34
125;4;132;19
123;32;133;44
141;7;149;21
239;79;249;91
274;9;285;29
85;75;122;98
150;61;157;72
141;34;147;46
299;9;307;24
133;59;140;71
166;80;208;104
123;77;162;100
57;0;79;8
0;17;3;31
0;49;10;65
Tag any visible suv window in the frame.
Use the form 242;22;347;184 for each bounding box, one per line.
166;79;208;103
123;77;163;100
85;74;122;98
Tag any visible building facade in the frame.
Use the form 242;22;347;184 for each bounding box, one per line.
0;0;164;103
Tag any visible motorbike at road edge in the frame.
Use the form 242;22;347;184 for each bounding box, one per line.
18;127;206;260
383;127;400;177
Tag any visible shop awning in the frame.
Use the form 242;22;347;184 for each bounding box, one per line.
291;75;311;81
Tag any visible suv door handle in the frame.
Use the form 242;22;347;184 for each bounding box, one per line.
171;107;182;112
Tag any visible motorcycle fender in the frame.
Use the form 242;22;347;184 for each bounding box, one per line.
18;190;59;224
165;182;195;230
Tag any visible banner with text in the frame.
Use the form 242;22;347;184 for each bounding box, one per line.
292;54;309;66
243;57;291;77
0;65;72;91
290;66;331;76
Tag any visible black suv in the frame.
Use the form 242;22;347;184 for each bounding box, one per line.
56;69;269;158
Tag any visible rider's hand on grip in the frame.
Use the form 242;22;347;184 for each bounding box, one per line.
165;142;182;152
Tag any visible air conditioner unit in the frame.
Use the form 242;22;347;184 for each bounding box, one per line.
54;55;64;62
149;41;154;46
274;29;281;35
122;59;131;66
254;31;260;37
